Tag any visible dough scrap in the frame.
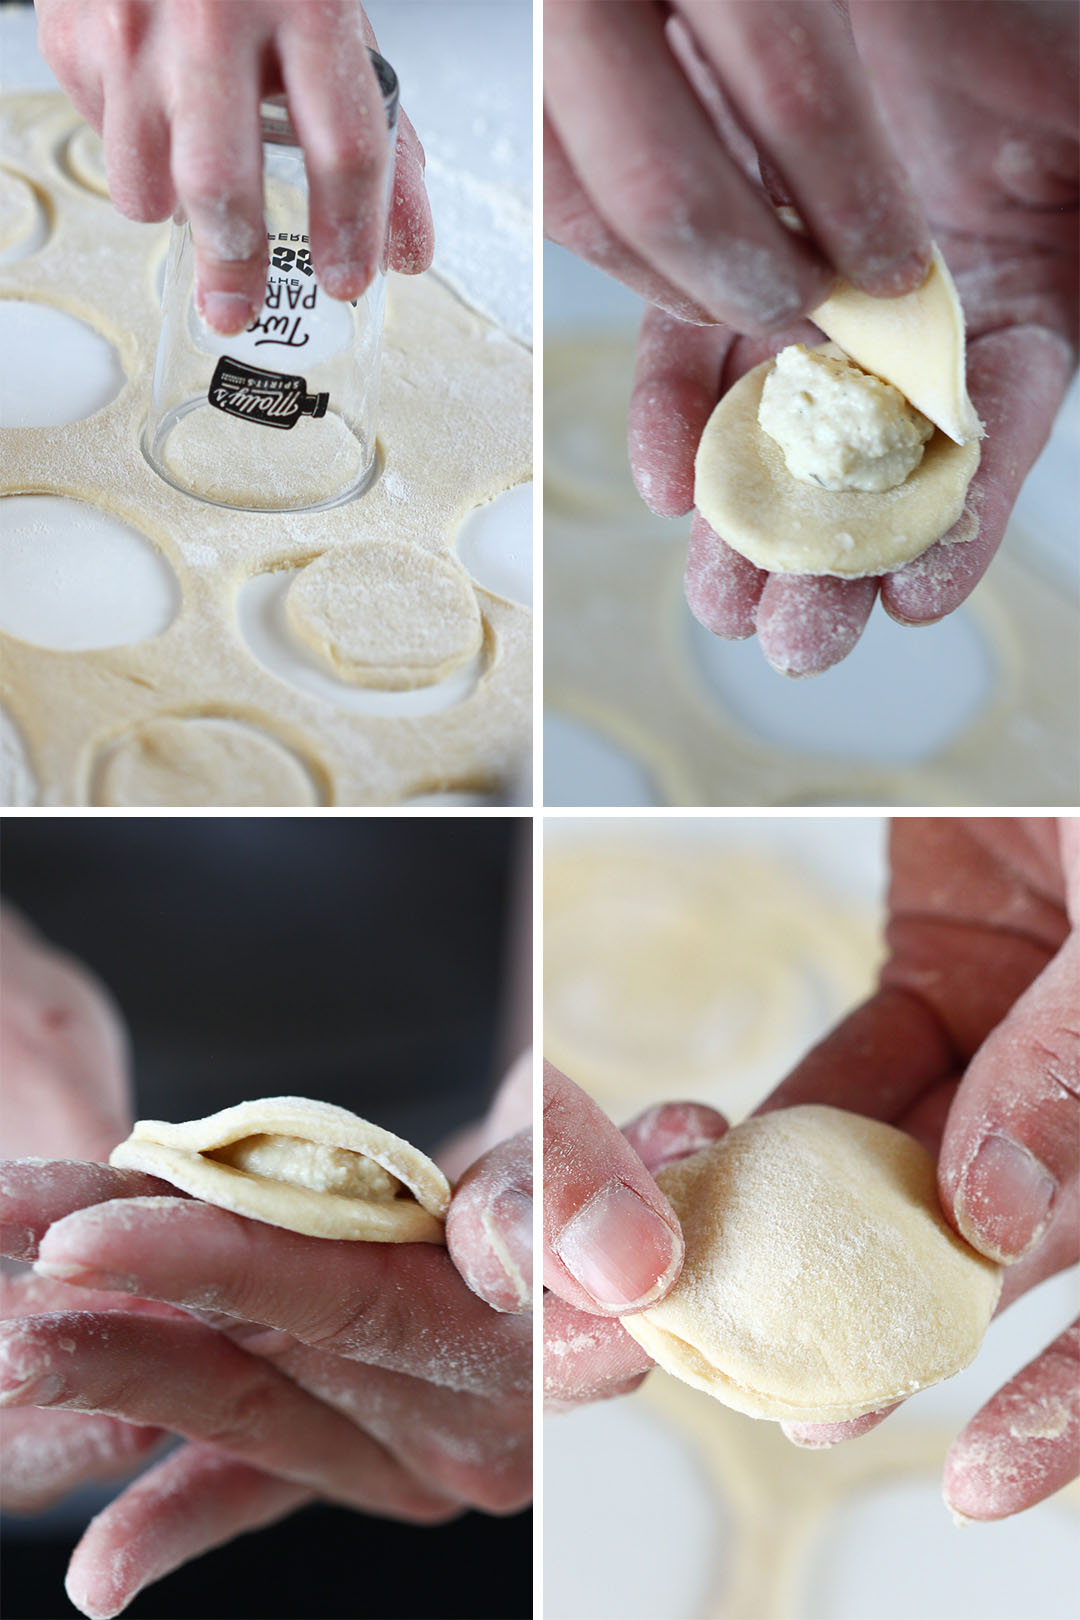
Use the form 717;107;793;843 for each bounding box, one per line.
95;717;318;806
809;245;981;446
620;1105;1001;1422
109;1096;451;1242
286;541;483;689
694;349;980;578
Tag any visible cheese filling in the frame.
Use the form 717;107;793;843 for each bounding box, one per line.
210;1133;403;1200
757;344;933;493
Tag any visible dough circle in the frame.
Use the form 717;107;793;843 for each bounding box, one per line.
285;540;483;689
693;350;980;578
620;1105;1001;1422
158;406;367;512
109;1096;451;1243
95;717;318;806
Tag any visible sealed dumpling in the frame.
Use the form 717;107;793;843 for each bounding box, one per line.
620;1106;1002;1422
109;1096;450;1242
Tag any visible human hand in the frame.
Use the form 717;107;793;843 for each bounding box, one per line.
0;1138;531;1617
754;817;1080;1520
0;906;131;1166
542;1061;727;1409
630;0;1078;674
545;0;929;330
35;0;434;332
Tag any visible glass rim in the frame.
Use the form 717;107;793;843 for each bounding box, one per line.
260;48;399;146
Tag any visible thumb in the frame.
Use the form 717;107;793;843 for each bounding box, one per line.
939;931;1080;1266
445;1127;532;1315
543;1062;684;1317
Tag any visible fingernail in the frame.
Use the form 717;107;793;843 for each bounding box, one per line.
33;1258;138;1293
956;1133;1056;1263
555;1182;682;1312
0;1224;36;1260
483;1188;533;1312
871;248;931;296
321;264;370;299
198;291;256;333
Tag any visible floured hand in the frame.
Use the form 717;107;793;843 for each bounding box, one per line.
35;0;434;332
757;818;1079;1521
629;1;1077;674
0;1143;531;1619
0;908;132;1165
545;1;930;330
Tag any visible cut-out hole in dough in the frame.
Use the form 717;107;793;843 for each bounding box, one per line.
544;1397;723;1620
92;716;321;806
0;704;37;806
455;481;533;606
285;541;482;689
61;125;109;197
0;167;48;263
0;301;125;426
797;1477;1079;1620
0;495;180;650
688;602;993;766
237;569;488;715
544;711;660;806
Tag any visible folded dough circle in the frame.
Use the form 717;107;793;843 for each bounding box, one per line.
620;1106;1001;1422
694;244;983;577
809;246;981;448
285;541;483;689
109;1096;451;1242
95;717;318;806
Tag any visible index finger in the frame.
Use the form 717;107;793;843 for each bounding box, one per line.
684;0;930;296
0;1158;178;1260
279;3;391;299
167;18;267;332
34;1197;529;1398
545;0;833;333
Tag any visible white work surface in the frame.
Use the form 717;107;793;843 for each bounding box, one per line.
544;245;1080;808
544;817;1079;1620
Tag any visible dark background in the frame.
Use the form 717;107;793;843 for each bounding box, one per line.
0;816;531;1620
